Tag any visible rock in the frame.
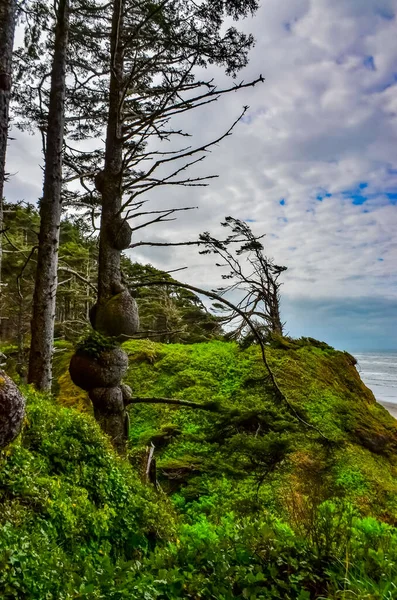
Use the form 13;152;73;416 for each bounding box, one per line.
69;348;128;391
0;370;25;449
94;291;139;339
108;218;132;251
89;386;124;414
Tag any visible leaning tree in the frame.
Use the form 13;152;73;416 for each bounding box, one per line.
199;216;287;340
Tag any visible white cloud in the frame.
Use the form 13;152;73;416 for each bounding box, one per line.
4;0;397;347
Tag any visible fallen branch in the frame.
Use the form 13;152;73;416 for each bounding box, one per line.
145;442;156;484
128;396;219;411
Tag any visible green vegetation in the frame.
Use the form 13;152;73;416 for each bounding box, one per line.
3;339;397;598
0;388;174;599
76;331;119;357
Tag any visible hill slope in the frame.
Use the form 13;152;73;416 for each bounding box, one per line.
5;338;397;598
122;339;397;522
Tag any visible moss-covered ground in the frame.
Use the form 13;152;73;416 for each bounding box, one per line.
122;339;397;522
2;339;397;598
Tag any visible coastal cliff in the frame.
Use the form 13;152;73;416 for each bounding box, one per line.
3;338;397;598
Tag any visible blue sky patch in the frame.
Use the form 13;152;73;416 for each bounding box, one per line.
351;195;367;205
371;72;397;93
342;184;368;205
316;190;332;201
385;192;397;203
363;56;376;71
376;7;395;20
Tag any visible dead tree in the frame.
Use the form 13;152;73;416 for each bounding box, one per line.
199;217;287;340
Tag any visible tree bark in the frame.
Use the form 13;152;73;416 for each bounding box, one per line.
98;0;124;303
0;369;25;449
90;0;130;452
28;0;69;390
0;0;17;299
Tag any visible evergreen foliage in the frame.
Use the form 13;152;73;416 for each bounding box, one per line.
0;203;222;359
0;388;174;598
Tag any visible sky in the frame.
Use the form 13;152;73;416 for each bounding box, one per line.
5;0;397;352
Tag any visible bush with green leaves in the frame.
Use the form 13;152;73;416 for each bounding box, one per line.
0;387;175;599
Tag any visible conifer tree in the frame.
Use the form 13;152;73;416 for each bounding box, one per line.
14;0;107;389
0;0;17;289
67;0;263;451
27;0;70;389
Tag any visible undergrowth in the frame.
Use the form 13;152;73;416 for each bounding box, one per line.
3;339;397;598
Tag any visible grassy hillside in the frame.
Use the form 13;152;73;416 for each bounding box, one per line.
122;339;397;522
3;339;397;598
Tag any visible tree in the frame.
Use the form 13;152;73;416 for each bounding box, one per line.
199;217;287;340
0;0;17;293
13;0;109;388
66;0;263;452
26;0;70;390
0;0;25;444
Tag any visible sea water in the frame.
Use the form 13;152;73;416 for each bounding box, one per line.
354;352;397;417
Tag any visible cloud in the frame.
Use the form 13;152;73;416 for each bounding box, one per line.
4;0;397;348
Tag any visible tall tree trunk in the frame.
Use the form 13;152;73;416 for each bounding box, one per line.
28;0;69;390
81;0;138;453
0;0;17;300
98;0;124;303
93;0;128;451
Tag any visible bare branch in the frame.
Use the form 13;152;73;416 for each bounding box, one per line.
58;266;98;293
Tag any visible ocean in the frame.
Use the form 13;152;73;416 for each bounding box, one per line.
354;352;397;418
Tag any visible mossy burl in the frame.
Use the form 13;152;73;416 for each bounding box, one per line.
108;217;132;251
69;347;128;391
92;291;139;340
